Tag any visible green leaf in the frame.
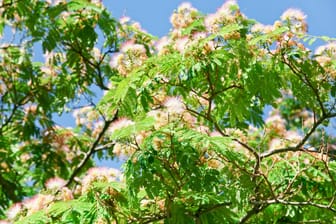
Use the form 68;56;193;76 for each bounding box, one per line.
67;0;103;13
111;116;155;140
249;26;288;45
308;37;317;46
218;24;243;36
48;200;91;217
331;84;336;97
15;211;49;224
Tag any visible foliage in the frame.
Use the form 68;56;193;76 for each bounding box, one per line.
0;0;336;223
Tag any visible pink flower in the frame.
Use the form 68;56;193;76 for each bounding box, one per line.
0;221;11;224
23;194;54;215
109;118;134;133
81;167;121;193
120;40;136;53
61;187;74;201
251;23;273;34
204;13;220;33
174;37;189;53
217;0;238;14
177;2;193;12
7;203;22;219
111;41;148;76
170;2;198;29
45;177;66;190
315;42;336;55
119;16;130;24
280;8;306;21
164;96;185;114
155;36;170;55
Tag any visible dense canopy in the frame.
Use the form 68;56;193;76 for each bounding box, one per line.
0;0;335;223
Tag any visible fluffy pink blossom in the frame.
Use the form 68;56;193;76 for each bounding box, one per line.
109;118;134;133
7;203;22;220
164;96;185;114
217;0;237;14
280;8;306;21
45;177;66;190
23;194;54;215
147;110;169;129
251;23;273;34
170;2;198;29
155;36;171;55
110;41;148;76
315;42;336;56
280;8;307;33
174;37;189;53
81;167;121;193
0;221;11;224
119;16;130;24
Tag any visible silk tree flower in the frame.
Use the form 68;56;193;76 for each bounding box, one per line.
6;203;23;220
109;118;134;134
174;36;189;53
251;23;273;34
315;42;336;57
163;96;186;114
110;41;148;76
314;42;336;78
280;8;306;22
147;110;169;129
269;138;286;149
113;142;137;157
23;194;54;215
90;0;102;7
280;8;307;33
284;130;302;146
170;2;198;29
204;0;239;33
45;177;66;190
265;112;287;136
46;0;66;6
155;36;171;55
81;167;121;193
119;16;130;24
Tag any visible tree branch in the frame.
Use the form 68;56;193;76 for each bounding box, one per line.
239;205;265;224
63;41;113;91
260;112;336;158
251;199;336;213
64;111;118;187
281;54;327;116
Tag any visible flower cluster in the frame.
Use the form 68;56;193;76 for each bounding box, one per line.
2;167;121;223
204;0;240;34
5;194;54;220
167;1;245;58
170;2;199;30
80;167;121;193
265;110;302;149
42;126;78;161
163;96;185;115
72;106;105;138
111;40;148;76
112;142;137;158
109;117;134;134
280;8;307;33
315;42;336;78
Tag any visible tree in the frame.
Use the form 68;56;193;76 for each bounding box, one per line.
0;0;336;223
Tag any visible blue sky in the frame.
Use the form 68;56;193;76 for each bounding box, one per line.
104;0;336;39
